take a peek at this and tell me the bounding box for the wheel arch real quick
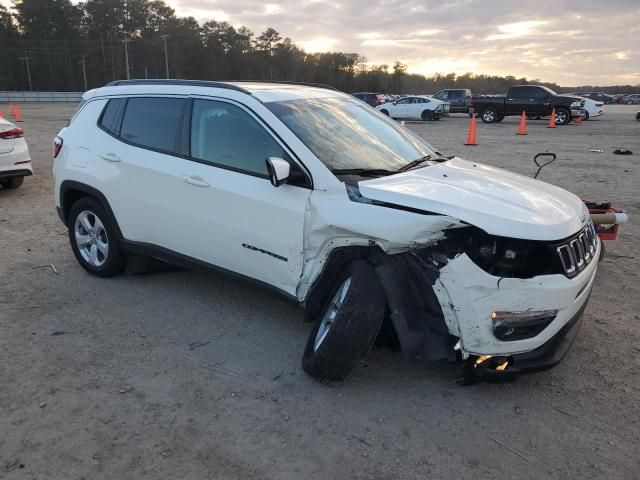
[303,245,384,322]
[59,181,124,240]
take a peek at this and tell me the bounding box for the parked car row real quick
[352,85,621,124]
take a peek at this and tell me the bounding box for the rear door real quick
[506,86,532,114]
[93,96,190,247]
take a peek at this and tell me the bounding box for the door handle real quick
[99,152,121,162]
[182,175,209,187]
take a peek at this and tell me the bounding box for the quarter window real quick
[190,99,286,176]
[120,97,185,154]
[99,98,124,134]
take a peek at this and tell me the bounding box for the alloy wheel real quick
[74,210,109,267]
[314,277,352,351]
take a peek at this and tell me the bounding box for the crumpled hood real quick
[358,157,587,241]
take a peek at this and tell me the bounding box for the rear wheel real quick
[481,107,498,123]
[555,107,571,125]
[302,260,385,381]
[0,176,24,189]
[68,197,125,277]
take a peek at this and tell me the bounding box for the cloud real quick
[143,0,640,84]
[486,20,549,41]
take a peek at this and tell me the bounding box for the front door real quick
[172,98,311,296]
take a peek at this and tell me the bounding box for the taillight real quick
[53,136,63,158]
[0,127,24,139]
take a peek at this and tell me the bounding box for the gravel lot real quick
[1,103,639,479]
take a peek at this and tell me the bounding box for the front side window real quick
[434,91,447,100]
[120,97,185,153]
[396,98,411,104]
[190,99,286,176]
[265,96,438,172]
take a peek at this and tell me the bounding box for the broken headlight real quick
[436,227,560,279]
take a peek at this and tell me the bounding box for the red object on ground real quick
[465,114,477,145]
[517,111,527,135]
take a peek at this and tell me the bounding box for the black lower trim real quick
[120,239,298,303]
[511,295,590,372]
[0,169,32,179]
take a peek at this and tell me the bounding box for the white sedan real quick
[376,95,450,120]
[0,117,32,189]
[581,97,604,120]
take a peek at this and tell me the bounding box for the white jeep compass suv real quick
[53,80,600,381]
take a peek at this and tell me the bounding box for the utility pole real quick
[19,51,33,91]
[79,53,88,91]
[122,32,131,79]
[160,34,170,78]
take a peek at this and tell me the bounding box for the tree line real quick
[1,0,638,94]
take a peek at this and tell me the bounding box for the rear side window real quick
[120,97,185,154]
[99,98,124,134]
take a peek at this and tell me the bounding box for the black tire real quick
[635,112,640,121]
[555,107,571,125]
[480,107,498,123]
[380,109,389,116]
[68,196,125,277]
[599,241,606,262]
[302,259,385,381]
[0,176,24,189]
[421,110,434,121]
[583,110,590,121]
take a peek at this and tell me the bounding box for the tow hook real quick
[457,354,519,385]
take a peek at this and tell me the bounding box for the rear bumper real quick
[0,168,32,179]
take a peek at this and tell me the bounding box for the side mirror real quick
[265,157,290,187]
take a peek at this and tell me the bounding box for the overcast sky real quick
[163,0,639,86]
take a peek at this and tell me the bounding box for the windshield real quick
[265,96,438,172]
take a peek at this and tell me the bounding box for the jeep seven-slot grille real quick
[556,222,598,278]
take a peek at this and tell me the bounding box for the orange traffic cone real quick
[0,108,4,119]
[8,104,16,116]
[517,111,527,135]
[464,114,478,145]
[13,105,24,122]
[547,108,556,128]
[574,113,582,124]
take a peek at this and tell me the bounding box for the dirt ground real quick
[1,103,639,479]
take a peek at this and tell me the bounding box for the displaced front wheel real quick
[302,260,385,381]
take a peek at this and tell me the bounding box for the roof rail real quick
[104,79,252,94]
[231,80,341,92]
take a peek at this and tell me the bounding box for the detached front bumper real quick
[433,239,599,361]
